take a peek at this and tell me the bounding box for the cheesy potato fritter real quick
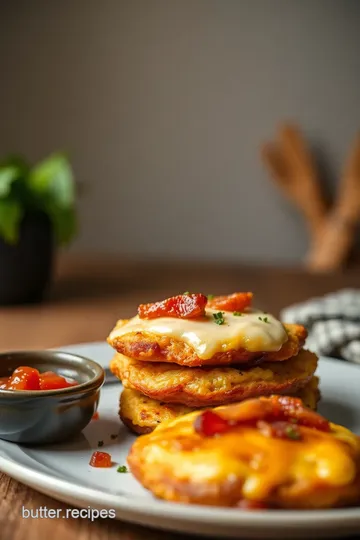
[108,305,307,368]
[110,349,317,407]
[119,376,320,435]
[127,397,360,509]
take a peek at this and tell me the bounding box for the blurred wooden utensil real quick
[261,123,360,272]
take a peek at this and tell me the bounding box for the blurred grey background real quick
[1,0,359,263]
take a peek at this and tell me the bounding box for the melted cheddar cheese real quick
[109,309,288,359]
[128,408,360,508]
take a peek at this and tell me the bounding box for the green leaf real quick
[47,205,77,245]
[0,199,23,244]
[0,165,21,197]
[0,155,29,173]
[28,153,75,208]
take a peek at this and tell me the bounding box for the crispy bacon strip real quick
[194,396,330,438]
[207,292,253,312]
[271,395,330,431]
[138,293,207,320]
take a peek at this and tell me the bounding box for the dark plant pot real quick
[0,213,54,306]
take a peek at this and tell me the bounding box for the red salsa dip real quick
[0,366,79,391]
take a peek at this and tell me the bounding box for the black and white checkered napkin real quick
[280,289,360,363]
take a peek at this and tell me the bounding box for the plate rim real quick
[0,341,360,535]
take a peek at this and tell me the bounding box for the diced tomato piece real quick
[89,451,112,468]
[207,292,253,312]
[39,371,78,390]
[138,293,207,320]
[194,410,232,437]
[237,499,269,510]
[7,366,40,391]
[92,411,100,421]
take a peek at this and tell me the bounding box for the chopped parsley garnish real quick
[183,291,190,295]
[97,440,104,447]
[117,465,128,473]
[207,294,214,300]
[233,311,243,316]
[213,312,225,325]
[285,426,301,440]
[110,434,118,440]
[258,316,269,323]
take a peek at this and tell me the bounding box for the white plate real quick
[0,342,359,539]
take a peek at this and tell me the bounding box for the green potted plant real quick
[0,153,77,305]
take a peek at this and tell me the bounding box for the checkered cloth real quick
[280,289,360,363]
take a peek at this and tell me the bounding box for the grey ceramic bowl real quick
[0,350,105,445]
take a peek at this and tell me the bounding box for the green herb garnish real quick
[117,465,128,473]
[183,291,190,295]
[207,294,214,300]
[290,418,298,424]
[233,311,243,316]
[110,434,118,440]
[213,312,225,325]
[258,316,269,323]
[285,426,301,440]
[97,440,104,447]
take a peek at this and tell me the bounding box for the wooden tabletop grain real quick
[1,255,360,540]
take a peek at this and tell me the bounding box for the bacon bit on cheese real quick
[138,294,207,320]
[193,396,330,438]
[207,292,253,312]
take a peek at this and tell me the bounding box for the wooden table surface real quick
[1,255,360,540]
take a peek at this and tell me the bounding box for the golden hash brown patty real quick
[120,390,195,435]
[110,349,318,407]
[297,375,321,411]
[108,322,307,367]
[120,376,320,435]
[127,398,360,509]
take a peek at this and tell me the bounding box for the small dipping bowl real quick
[0,350,105,445]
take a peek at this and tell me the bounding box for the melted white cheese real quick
[109,309,288,359]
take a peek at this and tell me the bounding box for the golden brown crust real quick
[111,349,318,407]
[127,398,360,509]
[298,375,321,410]
[108,323,307,367]
[120,377,320,435]
[119,389,196,435]
[120,414,153,435]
